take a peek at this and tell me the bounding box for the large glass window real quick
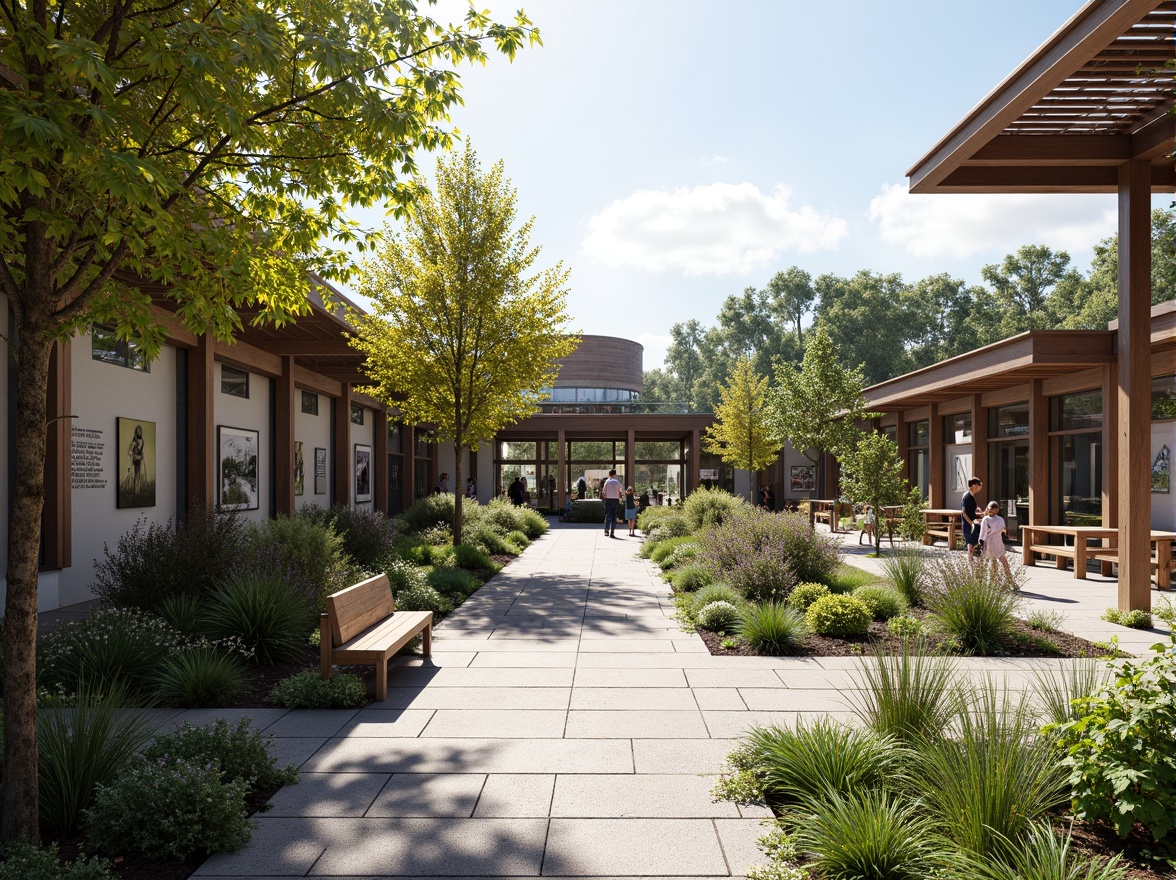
[945,413,972,444]
[1152,376,1176,421]
[991,403,1029,437]
[1051,391,1103,526]
[907,420,929,499]
[1054,391,1103,431]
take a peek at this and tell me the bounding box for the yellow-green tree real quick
[352,144,578,542]
[703,357,782,503]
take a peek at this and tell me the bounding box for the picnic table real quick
[810,499,838,531]
[922,509,963,549]
[1023,525,1176,589]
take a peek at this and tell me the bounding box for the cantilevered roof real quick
[909,0,1175,193]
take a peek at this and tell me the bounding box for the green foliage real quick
[948,821,1129,880]
[1102,608,1153,628]
[643,515,691,546]
[847,641,960,745]
[144,718,298,793]
[739,602,808,656]
[886,615,925,639]
[650,536,698,566]
[463,521,517,555]
[793,788,938,880]
[518,507,548,540]
[401,493,464,535]
[839,432,907,552]
[670,564,712,592]
[879,545,931,607]
[825,563,881,593]
[1031,657,1106,727]
[154,646,248,707]
[692,583,744,614]
[84,756,251,860]
[899,487,929,542]
[37,685,159,837]
[696,601,743,632]
[253,514,349,606]
[506,530,531,551]
[805,594,872,638]
[660,542,699,571]
[203,570,312,665]
[1026,608,1064,632]
[853,584,908,621]
[1047,639,1176,840]
[309,506,399,567]
[0,842,111,880]
[268,671,368,709]
[927,557,1022,655]
[682,484,743,527]
[453,543,497,572]
[158,594,202,635]
[786,582,829,612]
[426,566,481,601]
[393,580,452,616]
[636,505,681,533]
[703,358,783,502]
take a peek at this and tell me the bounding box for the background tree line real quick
[644,210,1176,411]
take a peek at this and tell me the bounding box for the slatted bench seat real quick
[1026,543,1077,569]
[320,573,432,701]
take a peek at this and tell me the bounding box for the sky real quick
[343,0,1150,370]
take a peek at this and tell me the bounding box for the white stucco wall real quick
[295,390,331,512]
[1151,422,1176,531]
[61,331,179,606]
[349,406,375,511]
[214,364,271,524]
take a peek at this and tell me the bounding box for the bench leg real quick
[375,660,388,702]
[422,623,432,657]
[1075,544,1087,580]
[320,613,332,681]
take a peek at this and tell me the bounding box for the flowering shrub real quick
[268,671,367,709]
[697,600,743,631]
[805,594,872,638]
[0,841,111,880]
[787,582,830,612]
[143,718,297,792]
[682,487,746,531]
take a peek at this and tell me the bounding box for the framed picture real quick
[1152,445,1170,494]
[355,444,372,503]
[790,465,817,493]
[314,447,327,495]
[117,417,156,508]
[218,426,259,510]
[294,441,305,497]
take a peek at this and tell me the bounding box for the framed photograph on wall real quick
[790,465,817,493]
[355,444,372,503]
[116,417,156,508]
[1152,445,1170,494]
[314,447,327,495]
[294,441,305,497]
[218,426,259,510]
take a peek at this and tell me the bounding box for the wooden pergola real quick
[907,0,1174,610]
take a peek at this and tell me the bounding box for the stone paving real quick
[88,519,1174,878]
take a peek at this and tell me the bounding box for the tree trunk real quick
[452,441,463,546]
[2,327,54,843]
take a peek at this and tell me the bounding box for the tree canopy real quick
[839,432,908,553]
[351,144,577,542]
[702,357,781,503]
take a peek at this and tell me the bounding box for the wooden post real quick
[274,356,295,514]
[1102,365,1118,528]
[334,386,351,508]
[42,340,71,570]
[187,334,216,509]
[557,428,566,511]
[626,428,636,494]
[928,404,943,508]
[689,429,700,498]
[895,411,909,489]
[374,410,389,513]
[1028,379,1048,525]
[400,421,414,511]
[1117,160,1152,612]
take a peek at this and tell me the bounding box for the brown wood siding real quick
[554,336,644,393]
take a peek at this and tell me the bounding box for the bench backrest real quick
[325,573,397,646]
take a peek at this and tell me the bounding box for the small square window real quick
[301,390,319,415]
[221,365,249,398]
[350,404,364,426]
[91,325,150,372]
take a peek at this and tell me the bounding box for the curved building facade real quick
[542,335,643,409]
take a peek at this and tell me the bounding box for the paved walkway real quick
[105,521,1170,877]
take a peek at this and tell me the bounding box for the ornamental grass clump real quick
[202,569,313,665]
[692,583,743,615]
[847,640,960,745]
[805,593,871,638]
[1030,656,1105,726]
[949,821,1129,880]
[927,556,1022,655]
[650,536,697,567]
[879,545,932,607]
[670,564,712,593]
[153,646,248,707]
[739,602,808,656]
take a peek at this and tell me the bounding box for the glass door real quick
[989,440,1029,540]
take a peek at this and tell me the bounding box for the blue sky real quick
[346,0,1139,369]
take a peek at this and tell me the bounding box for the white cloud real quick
[581,182,848,276]
[635,332,672,370]
[868,183,1117,260]
[700,155,729,166]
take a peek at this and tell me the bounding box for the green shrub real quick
[38,608,181,699]
[427,566,481,600]
[644,515,690,543]
[847,641,959,744]
[692,583,743,614]
[505,529,531,550]
[794,789,937,880]
[37,685,159,837]
[158,593,202,634]
[453,543,497,572]
[269,671,368,709]
[886,614,925,639]
[1046,640,1176,840]
[394,537,439,566]
[519,507,548,539]
[660,542,699,571]
[383,555,426,595]
[0,842,111,880]
[1101,607,1153,628]
[950,821,1128,880]
[154,646,247,707]
[144,717,298,793]
[324,506,399,567]
[464,522,516,555]
[671,565,712,592]
[402,492,463,534]
[250,513,348,607]
[696,601,742,631]
[805,594,872,638]
[898,487,927,542]
[786,582,829,612]
[393,580,452,616]
[429,544,456,568]
[824,563,881,594]
[1025,608,1063,632]
[84,756,251,860]
[92,506,249,612]
[879,546,931,606]
[650,536,697,566]
[853,584,908,621]
[202,569,312,665]
[927,557,1021,655]
[636,505,679,532]
[682,487,746,531]
[739,602,808,655]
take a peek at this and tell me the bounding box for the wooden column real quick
[1117,160,1152,611]
[187,333,216,509]
[928,404,943,509]
[333,387,351,508]
[625,428,636,493]
[1101,365,1118,528]
[1028,379,1048,525]
[274,356,295,514]
[689,429,700,498]
[374,410,389,513]
[895,411,909,488]
[401,422,414,511]
[42,340,71,570]
[557,428,567,510]
[970,395,987,490]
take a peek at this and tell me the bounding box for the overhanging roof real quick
[909,0,1175,193]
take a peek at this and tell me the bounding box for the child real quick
[978,501,1014,584]
[859,505,876,545]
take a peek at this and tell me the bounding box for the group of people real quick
[601,469,640,537]
[432,472,478,499]
[961,477,1014,581]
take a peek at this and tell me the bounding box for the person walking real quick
[602,468,623,537]
[465,477,477,499]
[978,500,1014,584]
[624,486,639,536]
[962,477,984,562]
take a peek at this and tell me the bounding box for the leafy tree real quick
[662,319,707,410]
[702,357,782,503]
[0,0,536,841]
[766,265,816,346]
[351,144,576,544]
[906,273,978,367]
[974,244,1081,343]
[813,270,916,385]
[839,432,907,553]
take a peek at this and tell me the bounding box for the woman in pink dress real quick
[978,501,1014,584]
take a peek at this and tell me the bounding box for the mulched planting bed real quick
[697,607,1116,659]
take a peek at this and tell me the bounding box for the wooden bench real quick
[1026,543,1078,569]
[320,573,433,701]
